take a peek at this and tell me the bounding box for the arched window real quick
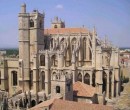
[51,38,53,48]
[19,99,24,108]
[0,71,1,84]
[12,71,17,86]
[71,38,76,51]
[52,55,56,67]
[31,100,36,107]
[41,71,45,90]
[109,71,112,98]
[89,48,92,60]
[39,20,42,28]
[30,19,34,27]
[54,25,57,28]
[40,55,45,66]
[77,73,82,82]
[56,86,60,93]
[52,72,56,80]
[102,71,107,93]
[83,38,86,59]
[84,73,90,85]
[30,70,33,89]
[92,72,96,87]
[60,38,65,50]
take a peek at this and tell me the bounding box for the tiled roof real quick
[44,28,88,35]
[30,99,113,110]
[30,98,55,110]
[73,81,96,97]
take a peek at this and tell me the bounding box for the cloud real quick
[56,4,63,9]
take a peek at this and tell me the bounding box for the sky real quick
[0,0,130,48]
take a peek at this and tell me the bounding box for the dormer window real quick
[30,19,34,27]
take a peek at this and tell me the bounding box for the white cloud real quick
[56,4,63,9]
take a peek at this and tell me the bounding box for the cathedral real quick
[0,4,120,109]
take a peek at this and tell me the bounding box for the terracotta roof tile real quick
[44,28,88,35]
[73,81,96,97]
[30,99,113,110]
[30,98,55,110]
[50,99,113,110]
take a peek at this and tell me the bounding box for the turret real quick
[51,16,65,28]
[92,27,96,67]
[21,3,26,13]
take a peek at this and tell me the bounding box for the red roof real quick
[73,81,96,97]
[44,28,88,35]
[30,99,113,110]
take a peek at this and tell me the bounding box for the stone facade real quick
[0,4,121,109]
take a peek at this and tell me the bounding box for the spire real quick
[21,3,26,13]
[93,26,97,36]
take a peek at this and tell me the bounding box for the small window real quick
[54,25,57,28]
[39,20,42,28]
[30,19,34,27]
[12,71,17,86]
[40,55,45,66]
[56,86,60,93]
[30,71,33,88]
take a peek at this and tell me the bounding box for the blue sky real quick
[0,0,130,48]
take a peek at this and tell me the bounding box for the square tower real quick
[51,71,73,101]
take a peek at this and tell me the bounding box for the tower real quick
[18,4,45,92]
[29,8,45,93]
[18,3,30,91]
[51,16,65,28]
[29,9,45,59]
[51,71,73,101]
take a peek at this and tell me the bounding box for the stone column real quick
[106,71,109,98]
[58,51,64,68]
[45,51,50,95]
[116,81,119,97]
[72,50,76,83]
[45,69,50,95]
[115,68,120,97]
[111,70,115,98]
[72,71,75,83]
[82,73,84,83]
[78,49,82,66]
[92,27,96,67]
[33,69,39,93]
[86,39,89,61]
[33,54,39,93]
[96,47,103,94]
[90,72,92,86]
[96,71,103,94]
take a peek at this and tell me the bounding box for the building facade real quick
[0,4,120,108]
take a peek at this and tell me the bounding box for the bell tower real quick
[18,4,45,92]
[51,71,73,101]
[18,3,30,91]
[29,9,45,58]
